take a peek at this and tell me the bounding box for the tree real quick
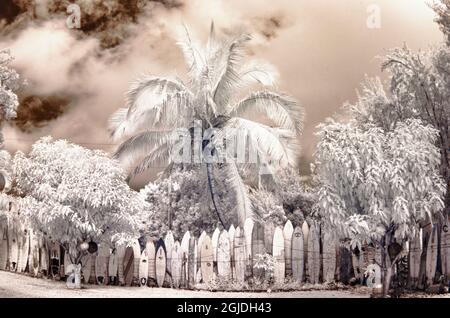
[315,79,446,295]
[381,45,450,218]
[12,137,144,264]
[108,23,304,227]
[0,49,22,192]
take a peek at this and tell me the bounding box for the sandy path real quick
[0,271,370,298]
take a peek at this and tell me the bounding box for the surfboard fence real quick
[0,218,449,290]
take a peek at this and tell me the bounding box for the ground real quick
[0,271,370,298]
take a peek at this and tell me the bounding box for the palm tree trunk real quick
[206,162,226,228]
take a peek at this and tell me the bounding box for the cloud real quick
[0,0,444,188]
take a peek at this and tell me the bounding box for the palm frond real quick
[212,32,252,111]
[239,61,279,87]
[177,24,205,80]
[113,131,173,168]
[229,90,304,135]
[224,117,299,168]
[108,108,128,141]
[131,143,172,178]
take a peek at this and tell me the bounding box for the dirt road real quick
[0,271,370,298]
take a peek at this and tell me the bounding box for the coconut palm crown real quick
[109,23,304,227]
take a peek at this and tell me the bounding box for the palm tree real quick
[109,24,304,227]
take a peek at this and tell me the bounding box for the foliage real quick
[109,23,304,226]
[12,137,143,261]
[315,117,445,246]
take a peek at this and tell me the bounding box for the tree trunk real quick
[206,162,226,228]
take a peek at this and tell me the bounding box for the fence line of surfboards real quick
[0,217,449,289]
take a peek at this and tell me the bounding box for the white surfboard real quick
[200,234,214,284]
[307,222,320,284]
[39,236,49,275]
[0,221,9,270]
[164,231,174,273]
[131,239,141,284]
[96,244,109,285]
[155,239,167,287]
[291,226,304,282]
[301,221,309,277]
[116,244,126,285]
[273,226,285,283]
[180,231,190,285]
[228,224,235,278]
[193,239,198,282]
[8,222,19,272]
[217,230,231,279]
[211,227,220,263]
[171,241,182,288]
[234,227,246,284]
[139,248,149,286]
[146,240,156,281]
[197,231,207,281]
[283,221,294,277]
[244,218,254,263]
[441,220,450,279]
[28,230,40,277]
[18,227,30,273]
[322,231,337,282]
[426,225,438,285]
[409,230,422,285]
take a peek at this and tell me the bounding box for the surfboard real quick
[39,236,49,275]
[96,243,109,285]
[20,228,30,273]
[28,230,40,276]
[301,221,309,280]
[155,238,167,287]
[441,220,450,280]
[0,221,8,270]
[252,221,265,279]
[228,225,235,278]
[272,226,285,283]
[426,225,438,285]
[164,231,174,275]
[187,237,195,288]
[80,253,92,284]
[197,231,206,281]
[180,231,190,286]
[243,218,254,264]
[193,239,198,282]
[146,239,156,282]
[291,226,304,282]
[139,248,149,286]
[409,230,422,286]
[49,241,61,278]
[217,230,231,279]
[8,220,18,271]
[233,227,246,284]
[322,231,337,282]
[283,221,294,277]
[123,246,134,286]
[264,221,275,257]
[211,227,220,263]
[200,234,214,284]
[131,239,141,285]
[307,222,320,284]
[116,245,126,285]
[108,247,118,284]
[171,241,182,288]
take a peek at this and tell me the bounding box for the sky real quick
[0,0,445,187]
